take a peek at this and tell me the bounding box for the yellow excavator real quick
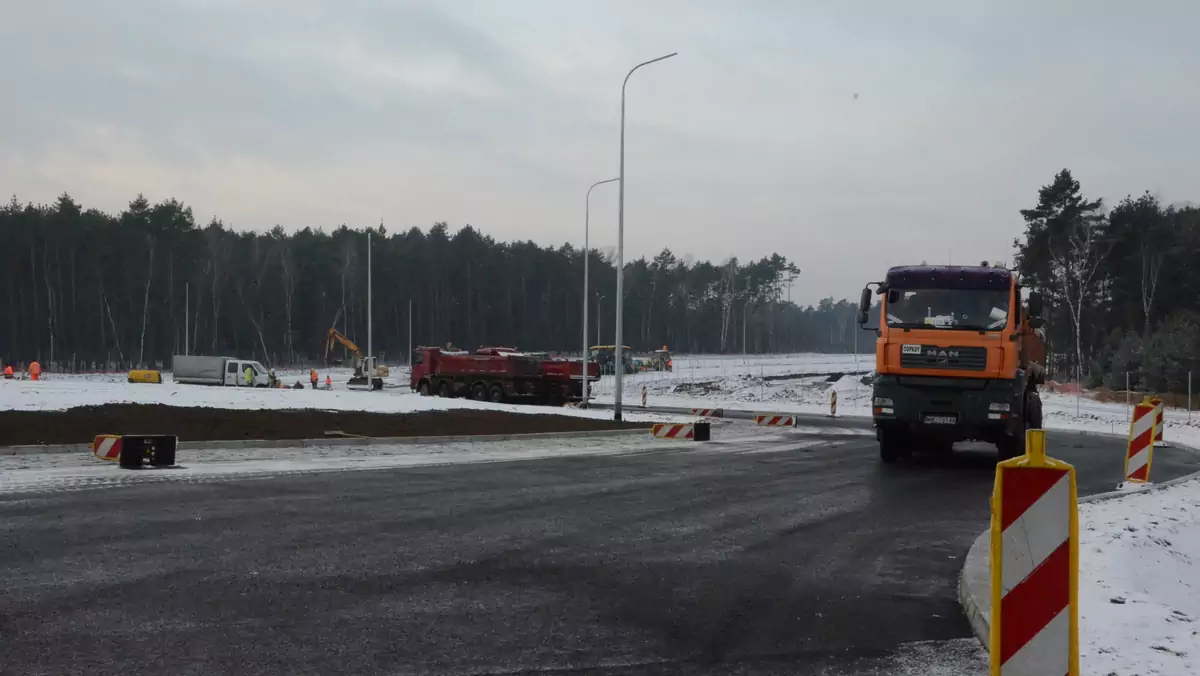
[324,328,389,390]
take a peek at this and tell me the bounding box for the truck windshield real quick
[885,288,1010,330]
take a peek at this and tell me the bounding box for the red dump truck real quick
[410,346,599,405]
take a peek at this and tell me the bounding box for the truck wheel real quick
[1026,391,1044,429]
[879,428,906,463]
[488,385,505,403]
[418,381,431,396]
[472,383,488,401]
[437,381,453,398]
[997,432,1025,461]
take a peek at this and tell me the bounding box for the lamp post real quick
[596,294,605,346]
[613,51,677,421]
[583,178,619,408]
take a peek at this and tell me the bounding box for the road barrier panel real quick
[118,435,179,469]
[1125,397,1158,483]
[1150,397,1168,447]
[990,428,1079,676]
[92,435,122,461]
[690,408,720,418]
[651,422,709,441]
[754,414,796,427]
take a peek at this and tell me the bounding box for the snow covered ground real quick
[0,366,679,422]
[1079,478,1200,675]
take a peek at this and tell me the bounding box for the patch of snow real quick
[1079,477,1200,675]
[0,367,672,423]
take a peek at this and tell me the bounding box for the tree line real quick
[1015,169,1200,393]
[0,193,865,371]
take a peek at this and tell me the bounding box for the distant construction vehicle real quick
[411,346,598,405]
[173,355,270,387]
[324,328,388,391]
[857,263,1046,462]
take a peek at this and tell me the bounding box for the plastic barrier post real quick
[118,435,179,469]
[989,429,1079,676]
[1125,397,1157,483]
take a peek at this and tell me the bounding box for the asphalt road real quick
[2,429,1198,676]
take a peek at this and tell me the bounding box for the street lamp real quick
[583,177,619,408]
[613,51,677,421]
[596,294,605,346]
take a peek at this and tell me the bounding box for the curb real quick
[957,434,1200,651]
[0,427,651,457]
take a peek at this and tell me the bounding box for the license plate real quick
[901,344,922,355]
[923,414,957,425]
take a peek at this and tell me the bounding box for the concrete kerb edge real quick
[0,427,651,456]
[957,433,1200,651]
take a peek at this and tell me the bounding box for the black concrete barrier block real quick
[118,435,178,469]
[693,422,711,442]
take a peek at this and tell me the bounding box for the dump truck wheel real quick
[1026,391,1043,429]
[879,428,905,463]
[437,381,453,398]
[472,383,488,400]
[489,385,505,403]
[418,381,431,396]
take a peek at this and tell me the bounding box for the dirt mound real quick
[0,404,644,447]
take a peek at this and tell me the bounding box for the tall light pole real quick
[583,177,619,408]
[613,51,677,421]
[596,294,605,346]
[367,229,373,379]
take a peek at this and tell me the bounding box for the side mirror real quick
[857,287,872,326]
[1028,291,1044,318]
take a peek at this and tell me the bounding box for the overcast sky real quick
[3,1,1198,304]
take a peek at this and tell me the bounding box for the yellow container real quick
[127,369,162,384]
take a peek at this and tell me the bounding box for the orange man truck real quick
[856,264,1046,463]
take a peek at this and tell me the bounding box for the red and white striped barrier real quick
[830,390,838,417]
[990,429,1078,676]
[652,423,695,439]
[641,385,647,408]
[1125,397,1158,483]
[92,434,122,461]
[691,408,718,417]
[1150,397,1167,447]
[754,414,795,427]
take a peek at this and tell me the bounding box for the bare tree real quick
[137,235,155,366]
[1050,216,1109,382]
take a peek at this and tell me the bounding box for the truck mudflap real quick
[871,375,1025,442]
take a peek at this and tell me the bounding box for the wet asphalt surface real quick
[2,424,1198,676]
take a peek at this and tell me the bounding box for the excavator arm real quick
[325,328,363,363]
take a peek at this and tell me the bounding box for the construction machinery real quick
[589,345,635,375]
[856,263,1046,463]
[324,328,389,390]
[411,346,599,405]
[641,347,673,372]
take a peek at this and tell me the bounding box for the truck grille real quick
[899,346,988,371]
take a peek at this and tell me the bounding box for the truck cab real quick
[857,264,1045,462]
[223,359,270,387]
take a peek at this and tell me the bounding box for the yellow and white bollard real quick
[989,429,1079,676]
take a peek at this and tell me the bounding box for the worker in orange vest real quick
[29,360,41,381]
[310,368,318,389]
[2,364,13,379]
[324,375,332,390]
